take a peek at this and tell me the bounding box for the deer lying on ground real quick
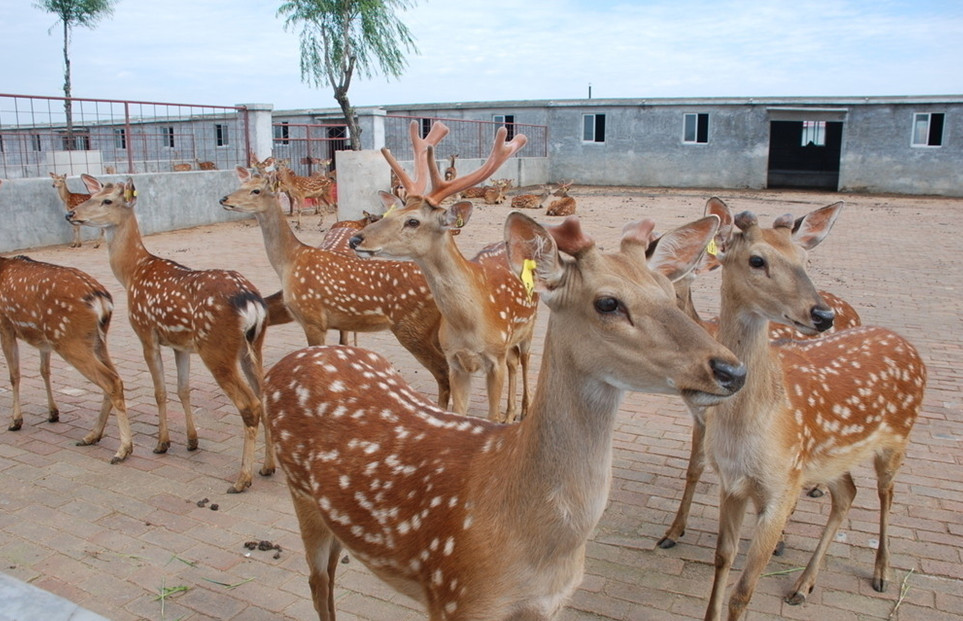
[510,185,553,210]
[50,172,104,248]
[172,163,192,172]
[698,200,925,620]
[0,255,132,464]
[67,175,274,493]
[267,209,746,621]
[220,167,451,408]
[276,159,335,229]
[657,197,863,549]
[195,158,217,171]
[351,122,536,422]
[546,181,576,216]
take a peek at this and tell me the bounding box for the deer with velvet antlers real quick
[66,175,274,493]
[350,121,535,422]
[697,200,925,620]
[266,209,747,621]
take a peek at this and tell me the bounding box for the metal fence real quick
[384,114,548,161]
[0,93,250,179]
[271,122,348,177]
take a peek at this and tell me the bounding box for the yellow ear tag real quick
[706,238,718,256]
[520,259,537,302]
[455,216,465,228]
[384,203,397,217]
[124,188,137,201]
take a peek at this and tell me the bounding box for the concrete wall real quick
[0,170,248,254]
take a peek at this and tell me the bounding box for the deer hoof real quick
[153,441,170,454]
[228,481,252,494]
[872,577,887,592]
[187,438,199,451]
[259,466,276,477]
[784,591,807,606]
[656,536,679,549]
[47,409,60,423]
[8,420,22,432]
[807,486,824,498]
[773,541,786,556]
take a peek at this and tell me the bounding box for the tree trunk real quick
[62,20,74,151]
[334,88,361,151]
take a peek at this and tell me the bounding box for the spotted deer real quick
[220,167,451,407]
[49,172,104,248]
[276,158,335,229]
[545,181,576,217]
[697,202,925,620]
[350,122,536,422]
[657,198,863,549]
[67,175,274,493]
[266,210,746,621]
[444,153,458,181]
[0,255,132,463]
[510,185,552,210]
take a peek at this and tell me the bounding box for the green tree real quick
[35,0,117,149]
[278,0,419,150]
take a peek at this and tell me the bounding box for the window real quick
[419,118,432,139]
[582,114,605,143]
[912,112,944,147]
[114,128,127,149]
[163,126,175,148]
[493,114,516,140]
[31,134,42,151]
[61,132,90,150]
[274,121,290,145]
[684,113,709,143]
[0,135,4,153]
[801,121,825,146]
[216,124,229,147]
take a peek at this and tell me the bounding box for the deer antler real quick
[425,127,527,205]
[381,121,450,198]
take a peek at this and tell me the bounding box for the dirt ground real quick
[0,185,961,620]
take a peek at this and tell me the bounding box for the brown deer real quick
[0,255,132,464]
[195,158,217,171]
[266,210,746,621]
[67,175,274,493]
[698,201,925,620]
[249,151,276,174]
[172,163,192,172]
[276,158,335,229]
[510,185,552,210]
[220,167,451,407]
[657,198,863,549]
[350,122,536,422]
[444,153,458,181]
[545,181,576,216]
[49,172,104,248]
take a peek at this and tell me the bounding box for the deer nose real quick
[811,306,835,333]
[64,212,74,222]
[709,358,747,394]
[219,196,228,205]
[348,234,364,250]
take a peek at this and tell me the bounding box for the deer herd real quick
[0,122,927,620]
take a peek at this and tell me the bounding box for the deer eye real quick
[404,218,420,228]
[594,296,620,314]
[103,199,112,205]
[749,255,766,269]
[252,189,261,195]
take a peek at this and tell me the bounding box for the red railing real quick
[0,93,250,179]
[384,115,548,160]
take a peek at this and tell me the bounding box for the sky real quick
[2,0,961,112]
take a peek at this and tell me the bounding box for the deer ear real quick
[81,173,102,194]
[278,191,291,213]
[648,215,720,283]
[792,202,843,250]
[123,179,138,207]
[704,197,734,253]
[442,201,473,230]
[378,190,403,214]
[504,212,563,294]
[236,166,251,182]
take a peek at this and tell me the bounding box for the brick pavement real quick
[0,186,960,620]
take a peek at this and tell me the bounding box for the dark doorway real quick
[767,120,843,190]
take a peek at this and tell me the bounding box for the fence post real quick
[354,107,386,151]
[239,103,274,163]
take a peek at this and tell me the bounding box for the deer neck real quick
[104,212,151,290]
[413,236,486,327]
[253,201,305,280]
[505,321,623,546]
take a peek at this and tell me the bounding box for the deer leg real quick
[173,349,199,451]
[1,327,24,431]
[59,340,133,463]
[71,223,82,248]
[504,350,519,424]
[872,448,905,592]
[486,355,507,423]
[727,489,799,621]
[239,332,274,477]
[659,418,706,549]
[786,473,856,605]
[38,349,60,422]
[290,489,342,621]
[448,355,474,416]
[706,492,749,621]
[93,228,105,249]
[518,341,532,420]
[142,341,171,453]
